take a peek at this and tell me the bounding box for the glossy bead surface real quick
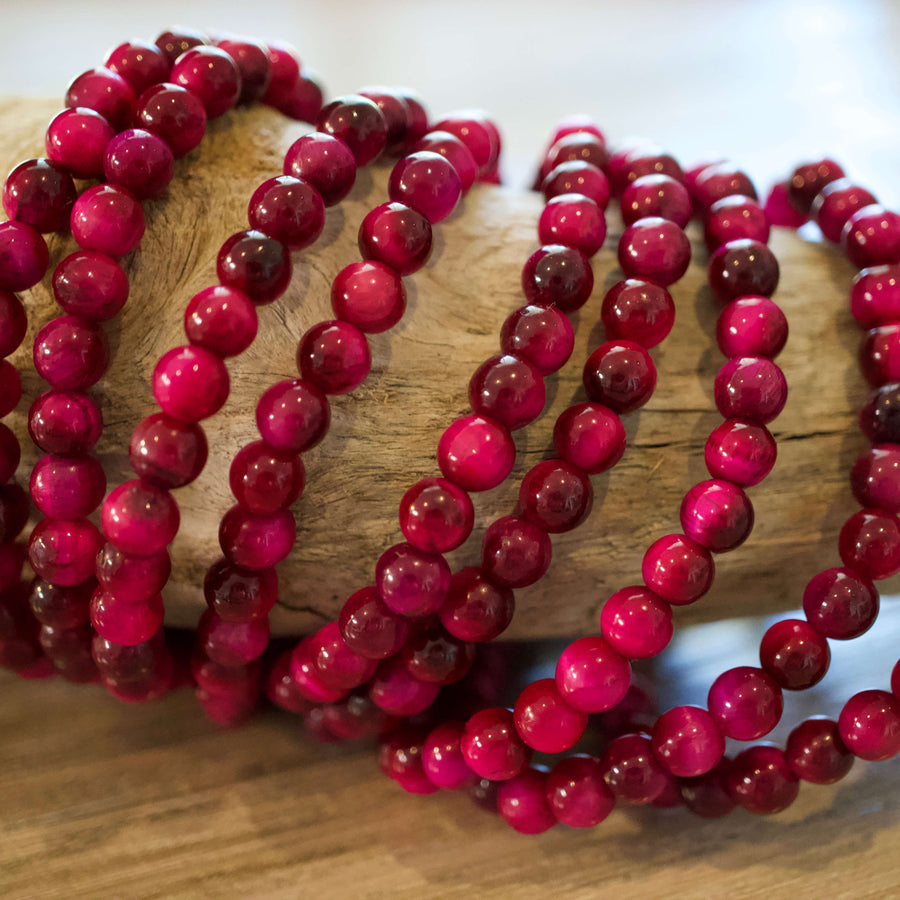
[0,289,26,357]
[90,589,163,646]
[469,354,545,431]
[786,718,854,783]
[0,220,49,291]
[247,175,324,251]
[423,722,474,789]
[70,185,144,258]
[104,40,170,95]
[170,47,240,118]
[620,174,691,228]
[52,251,129,322]
[399,477,474,554]
[704,196,769,251]
[297,320,370,395]
[601,279,674,349]
[3,158,76,233]
[546,756,614,827]
[481,515,552,588]
[583,340,657,413]
[28,517,102,585]
[642,534,714,606]
[860,382,900,443]
[691,162,758,209]
[439,566,514,642]
[555,636,631,713]
[497,769,556,835]
[861,324,900,386]
[339,586,409,659]
[102,480,179,557]
[432,112,500,175]
[97,543,170,604]
[708,666,783,740]
[553,402,626,474]
[705,418,777,486]
[283,133,357,206]
[601,733,668,804]
[65,68,136,130]
[438,415,514,492]
[500,303,574,375]
[129,414,208,488]
[379,730,438,794]
[375,542,450,617]
[838,508,900,579]
[680,479,753,553]
[709,239,780,304]
[618,217,690,286]
[843,205,900,269]
[521,244,594,312]
[851,265,900,329]
[851,444,900,511]
[716,296,787,360]
[727,745,799,814]
[514,677,588,753]
[389,151,461,223]
[45,107,114,178]
[103,129,174,199]
[203,559,278,622]
[316,95,387,165]
[369,656,439,716]
[256,379,329,452]
[310,622,377,690]
[542,161,610,209]
[610,146,682,196]
[519,459,592,534]
[812,179,878,243]
[184,285,257,357]
[218,505,295,570]
[358,201,432,275]
[538,193,606,257]
[759,618,830,690]
[229,440,303,514]
[651,705,725,777]
[28,390,102,455]
[33,315,109,389]
[787,158,845,214]
[714,357,787,424]
[331,260,406,333]
[217,38,271,103]
[30,453,105,519]
[135,83,207,158]
[461,708,532,781]
[217,229,291,306]
[802,567,878,640]
[600,585,673,659]
[152,345,229,422]
[764,181,808,227]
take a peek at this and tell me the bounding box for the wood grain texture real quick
[2,99,892,640]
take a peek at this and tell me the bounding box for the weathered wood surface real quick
[2,99,886,639]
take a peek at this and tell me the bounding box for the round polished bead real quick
[90,589,164,646]
[317,95,387,165]
[258,40,300,106]
[852,443,900,512]
[546,756,614,827]
[438,415,515,493]
[170,46,240,118]
[339,586,409,659]
[184,285,257,357]
[861,324,900,386]
[52,251,128,322]
[401,623,474,685]
[28,390,101,455]
[727,745,799,814]
[709,239,779,304]
[716,296,788,359]
[216,229,291,306]
[375,542,450,617]
[97,543,170,603]
[30,453,105,519]
[651,705,725,777]
[0,362,21,417]
[545,131,608,177]
[521,244,594,312]
[229,440,303,514]
[851,265,900,329]
[764,181,809,227]
[358,202,432,275]
[600,585,673,659]
[555,636,631,713]
[103,129,174,199]
[28,517,102,585]
[612,146,683,196]
[0,220,49,291]
[399,477,474,553]
[65,68,137,130]
[277,70,325,126]
[601,733,669,804]
[461,708,532,781]
[198,608,269,666]
[3,158,76,233]
[389,151,461,224]
[786,718,854,784]
[621,174,691,228]
[838,509,900,580]
[500,304,574,375]
[553,402,626,474]
[28,579,92,629]
[678,758,737,818]
[247,175,324,251]
[704,196,769,251]
[102,480,179,557]
[414,131,477,193]
[497,769,556,835]
[680,479,754,553]
[129,413,208,488]
[481,515,552,589]
[379,730,438,794]
[519,459,592,534]
[618,217,690,286]
[0,289,27,356]
[71,185,144,258]
[705,418,777,486]
[803,566,878,640]
[759,618,830,690]
[309,621,377,690]
[467,354,546,432]
[542,161,610,209]
[135,83,207,158]
[583,340,657,413]
[860,382,900,443]
[256,379,329,452]
[843,205,900,269]
[787,158,846,214]
[0,424,18,482]
[691,162,758,210]
[283,133,357,206]
[514,677,588,753]
[45,107,114,178]
[423,722,474,789]
[33,315,109,389]
[708,666,783,740]
[601,279,674,349]
[439,566,514,642]
[642,533,714,605]
[152,345,229,422]
[714,357,787,424]
[357,86,411,150]
[203,559,278,622]
[538,193,606,257]
[218,505,295,570]
[369,656,440,716]
[331,260,406,333]
[216,38,271,103]
[811,179,878,243]
[265,649,310,714]
[432,112,500,175]
[105,39,170,95]
[297,320,370,395]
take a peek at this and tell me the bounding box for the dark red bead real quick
[852,443,900,513]
[331,260,406,333]
[432,113,500,175]
[708,666,783,740]
[272,70,323,123]
[500,303,574,375]
[358,202,432,275]
[399,477,474,553]
[583,340,657,413]
[401,623,474,685]
[229,439,303,514]
[787,158,846,214]
[297,320,370,395]
[838,509,900,580]
[283,133,357,207]
[310,621,378,690]
[153,345,229,422]
[247,176,325,251]
[316,95,387,166]
[764,180,808,227]
[538,193,606,257]
[481,515,552,589]
[601,733,669,804]
[0,289,27,357]
[70,185,145,258]
[33,315,109,390]
[714,357,787,424]
[369,655,439,716]
[727,745,799,814]
[555,636,631,714]
[183,285,257,358]
[379,729,438,794]
[513,677,588,753]
[542,161,610,209]
[105,40,170,95]
[717,296,788,359]
[860,324,900,386]
[705,418,777,486]
[545,131,609,177]
[29,453,105,519]
[388,152,462,224]
[601,279,674,349]
[29,578,92,629]
[704,195,769,251]
[843,205,900,269]
[786,717,854,783]
[28,516,102,585]
[357,87,411,150]
[651,705,725,777]
[218,505,295,570]
[519,459,592,534]
[521,244,594,312]
[198,608,269,666]
[65,68,137,130]
[811,178,878,243]
[170,47,241,119]
[497,769,557,835]
[611,146,683,196]
[0,220,49,291]
[680,479,753,553]
[642,534,714,606]
[102,479,180,557]
[468,354,545,431]
[339,586,409,660]
[0,425,18,483]
[204,559,278,623]
[839,690,900,761]
[45,107,114,178]
[135,83,207,158]
[553,402,626,474]
[128,413,207,489]
[3,158,76,233]
[759,618,830,690]
[259,41,300,107]
[618,216,690,286]
[0,362,21,417]
[52,251,128,322]
[437,415,515,492]
[256,379,329,452]
[217,229,291,306]
[620,174,691,228]
[708,239,780,304]
[423,722,475,789]
[103,129,174,200]
[439,566,514,642]
[96,543,170,604]
[546,756,615,827]
[375,542,450,618]
[679,758,737,818]
[802,567,878,640]
[860,382,900,443]
[414,131,477,193]
[90,588,164,646]
[155,28,208,63]
[691,162,758,210]
[216,38,271,103]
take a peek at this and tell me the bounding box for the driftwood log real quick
[2,98,888,640]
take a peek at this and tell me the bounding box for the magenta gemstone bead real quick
[216,229,291,306]
[860,382,900,443]
[0,289,27,357]
[838,508,900,580]
[726,745,799,814]
[583,339,657,413]
[691,162,758,209]
[851,443,900,511]
[513,677,588,753]
[317,95,387,165]
[170,46,241,119]
[358,201,432,275]
[276,71,324,125]
[642,533,714,606]
[618,216,690,286]
[521,244,594,312]
[439,566,514,642]
[764,181,808,227]
[399,477,474,553]
[555,635,631,713]
[0,220,49,291]
[102,479,180,557]
[843,205,900,269]
[297,320,370,395]
[339,586,409,660]
[414,131,476,193]
[129,413,208,488]
[388,151,462,224]
[331,260,406,333]
[707,666,783,740]
[601,733,669,804]
[546,756,615,827]
[283,133,357,207]
[704,195,769,252]
[265,650,311,714]
[28,390,102,455]
[468,354,545,431]
[247,175,324,251]
[103,129,174,199]
[153,345,229,423]
[375,542,451,617]
[33,315,109,390]
[500,304,574,375]
[544,132,609,180]
[802,566,878,640]
[30,453,105,519]
[217,38,272,103]
[600,585,673,659]
[786,717,854,784]
[709,239,780,304]
[481,515,552,588]
[369,656,439,716]
[423,722,475,789]
[65,68,136,130]
[601,279,675,349]
[228,440,303,514]
[105,39,170,95]
[497,769,557,835]
[70,184,145,258]
[553,402,626,474]
[199,608,270,666]
[357,86,412,150]
[97,542,171,604]
[607,144,679,196]
[705,418,777,486]
[379,730,438,794]
[438,414,515,492]
[45,107,115,178]
[256,379,329,452]
[861,324,900,386]
[432,112,500,175]
[184,285,258,357]
[714,356,787,424]
[716,296,788,359]
[519,459,592,534]
[461,707,532,781]
[621,174,691,228]
[135,83,207,158]
[218,505,295,570]
[538,193,606,257]
[651,705,725,777]
[52,251,129,322]
[542,161,610,209]
[3,158,76,233]
[309,622,378,691]
[759,618,830,690]
[401,623,474,685]
[28,517,103,586]
[787,158,845,214]
[90,589,164,646]
[203,559,278,622]
[811,179,878,243]
[28,579,92,629]
[851,265,900,329]
[680,479,753,553]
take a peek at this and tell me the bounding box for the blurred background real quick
[1,0,898,202]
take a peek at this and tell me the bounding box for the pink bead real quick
[851,265,900,329]
[621,174,691,228]
[497,769,556,835]
[714,357,787,424]
[438,414,515,492]
[283,133,357,207]
[787,158,845,214]
[247,175,324,251]
[519,459,592,534]
[423,722,475,789]
[135,83,207,158]
[521,244,594,312]
[339,586,409,659]
[71,185,145,258]
[513,677,588,753]
[727,745,799,814]
[30,453,105,518]
[170,46,240,119]
[216,38,272,103]
[3,158,76,233]
[786,717,854,784]
[97,543,170,603]
[601,733,669,804]
[842,205,900,269]
[500,303,574,375]
[28,579,91,629]
[432,113,500,175]
[852,443,900,511]
[716,296,788,359]
[45,107,115,178]
[704,196,769,251]
[600,585,673,659]
[152,344,229,422]
[691,162,757,210]
[297,320,370,395]
[199,608,269,666]
[33,315,109,389]
[546,756,615,827]
[0,424,19,483]
[553,401,626,474]
[538,193,606,257]
[331,260,406,333]
[708,666,783,741]
[102,479,180,557]
[583,340,657,413]
[289,638,347,703]
[468,354,545,431]
[759,618,830,690]
[184,285,257,357]
[642,534,714,605]
[0,289,27,356]
[709,239,780,304]
[358,201,432,275]
[369,656,440,716]
[803,566,878,640]
[103,129,174,199]
[542,161,610,209]
[388,151,462,224]
[601,279,675,349]
[838,508,900,579]
[375,542,450,617]
[218,505,295,570]
[618,216,690,286]
[811,179,878,243]
[90,589,164,646]
[0,363,21,417]
[65,68,136,130]
[104,40,170,95]
[481,515,552,588]
[399,477,474,553]
[129,413,208,488]
[0,220,49,291]
[203,559,277,622]
[764,180,808,227]
[439,566,514,642]
[461,708,532,781]
[555,635,631,713]
[52,251,128,322]
[28,517,102,586]
[415,131,478,193]
[705,418,777,486]
[256,379,329,452]
[265,649,310,714]
[317,95,387,165]
[217,229,291,306]
[680,479,753,553]
[652,705,725,777]
[229,440,303,514]
[28,390,102,455]
[860,324,900,386]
